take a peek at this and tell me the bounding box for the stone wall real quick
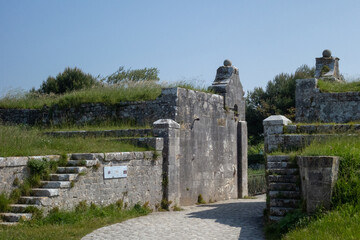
[0,88,177,125]
[296,78,360,123]
[47,151,163,212]
[0,155,60,194]
[0,152,162,212]
[0,60,248,208]
[173,88,241,205]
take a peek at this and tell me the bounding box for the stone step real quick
[67,160,98,167]
[0,222,18,226]
[267,168,299,175]
[18,196,47,205]
[40,181,71,189]
[267,161,297,169]
[270,207,295,216]
[268,216,283,222]
[270,199,301,208]
[70,153,98,160]
[9,204,41,213]
[31,188,59,197]
[267,155,291,163]
[269,190,301,199]
[50,174,77,181]
[268,175,300,183]
[269,183,299,191]
[57,167,87,174]
[0,213,32,222]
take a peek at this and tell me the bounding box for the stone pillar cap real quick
[263,115,292,126]
[153,119,180,129]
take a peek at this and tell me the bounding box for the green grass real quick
[248,168,264,176]
[0,81,215,110]
[0,124,148,157]
[318,79,360,93]
[0,202,151,240]
[42,119,151,132]
[267,136,360,239]
[284,204,360,240]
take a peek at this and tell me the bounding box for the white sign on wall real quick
[104,166,128,179]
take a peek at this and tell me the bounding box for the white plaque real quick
[104,166,128,179]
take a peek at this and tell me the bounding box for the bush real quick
[39,67,98,94]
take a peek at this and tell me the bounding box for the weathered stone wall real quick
[1,152,162,212]
[296,78,360,123]
[0,88,177,125]
[0,155,60,194]
[46,151,163,212]
[174,88,241,205]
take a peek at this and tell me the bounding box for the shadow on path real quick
[187,199,266,240]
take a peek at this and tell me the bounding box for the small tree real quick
[39,67,98,94]
[246,65,315,144]
[105,66,159,84]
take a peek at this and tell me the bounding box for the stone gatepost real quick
[238,121,248,197]
[263,115,292,153]
[153,119,181,206]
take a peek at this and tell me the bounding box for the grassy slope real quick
[0,125,148,157]
[318,79,360,92]
[280,136,360,239]
[0,81,213,110]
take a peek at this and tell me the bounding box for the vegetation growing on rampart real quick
[266,136,360,239]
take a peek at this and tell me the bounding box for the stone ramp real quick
[81,195,266,240]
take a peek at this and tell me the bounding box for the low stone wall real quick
[0,155,60,194]
[46,151,163,212]
[296,78,360,123]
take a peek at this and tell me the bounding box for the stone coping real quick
[0,151,158,167]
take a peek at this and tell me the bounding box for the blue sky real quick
[1,0,360,96]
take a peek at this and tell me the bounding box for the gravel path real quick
[82,194,266,240]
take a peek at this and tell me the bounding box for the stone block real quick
[297,156,339,213]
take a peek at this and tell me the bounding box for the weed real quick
[92,162,101,171]
[80,160,87,166]
[116,199,124,210]
[197,194,206,204]
[160,199,172,211]
[70,181,75,188]
[58,154,68,167]
[75,200,88,212]
[0,193,11,212]
[24,206,43,219]
[172,205,183,211]
[13,177,20,186]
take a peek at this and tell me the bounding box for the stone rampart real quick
[296,78,360,123]
[0,88,178,125]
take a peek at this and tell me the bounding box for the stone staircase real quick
[0,155,98,225]
[267,155,301,221]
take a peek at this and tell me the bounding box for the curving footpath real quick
[82,194,266,240]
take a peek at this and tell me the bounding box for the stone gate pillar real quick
[153,119,181,207]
